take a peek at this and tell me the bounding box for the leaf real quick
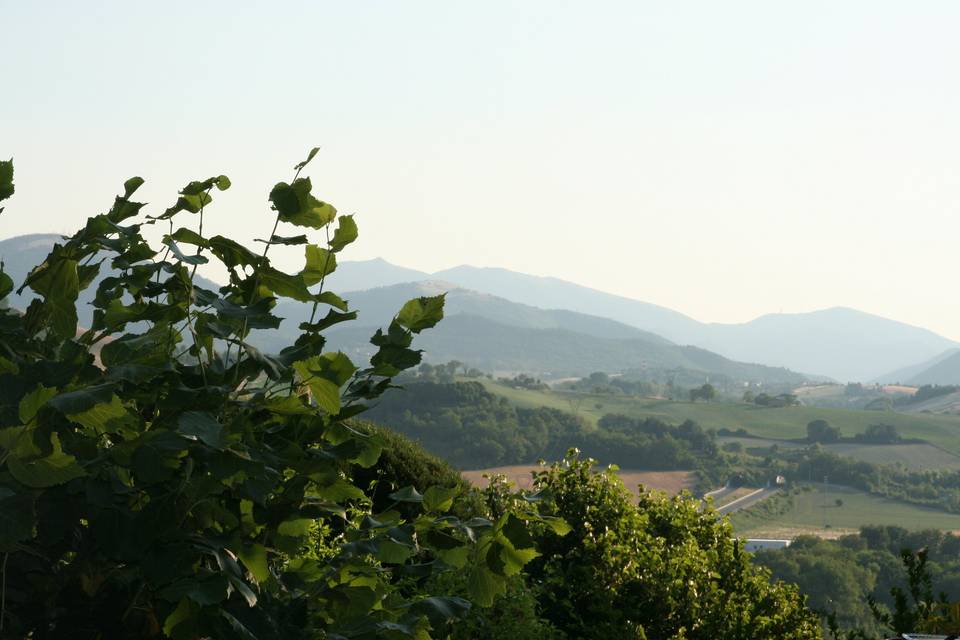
[160,575,230,605]
[208,236,261,269]
[7,433,86,488]
[500,514,536,551]
[162,599,198,637]
[255,234,308,246]
[0,492,35,551]
[408,597,471,628]
[123,176,144,198]
[178,411,225,449]
[295,146,320,171]
[293,352,356,414]
[329,215,358,252]
[216,175,231,190]
[19,384,58,424]
[388,486,423,504]
[67,394,132,434]
[423,486,460,513]
[0,158,13,202]
[396,295,445,333]
[238,544,270,584]
[259,266,314,302]
[302,244,337,286]
[377,539,414,565]
[467,566,506,607]
[277,518,312,537]
[49,383,115,415]
[269,177,336,229]
[0,271,12,300]
[163,238,208,265]
[541,516,572,536]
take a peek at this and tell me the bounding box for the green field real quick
[731,485,960,535]
[716,436,960,471]
[479,380,960,456]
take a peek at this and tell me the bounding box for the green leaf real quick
[302,244,337,286]
[0,271,13,300]
[541,516,572,536]
[295,146,320,171]
[277,518,312,537]
[293,352,356,414]
[7,433,86,488]
[256,234,308,246]
[162,598,198,637]
[329,215,358,252]
[0,491,35,550]
[238,543,270,584]
[67,394,132,434]
[269,178,337,229]
[0,159,13,202]
[377,539,414,565]
[408,597,471,628]
[49,383,115,415]
[467,566,506,607]
[19,384,58,424]
[123,176,144,198]
[163,238,208,265]
[396,295,445,333]
[160,575,230,605]
[216,175,231,190]
[500,513,536,550]
[423,486,460,513]
[388,486,423,503]
[208,236,261,269]
[259,266,314,302]
[178,411,225,449]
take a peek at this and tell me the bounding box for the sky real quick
[3,1,960,340]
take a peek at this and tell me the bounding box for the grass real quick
[730,484,960,535]
[716,436,960,471]
[478,379,960,457]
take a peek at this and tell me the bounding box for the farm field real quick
[477,379,960,456]
[460,465,695,499]
[730,484,960,536]
[716,436,960,471]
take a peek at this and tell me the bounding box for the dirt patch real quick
[461,465,696,499]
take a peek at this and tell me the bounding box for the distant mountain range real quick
[327,259,959,382]
[877,349,960,386]
[3,234,957,384]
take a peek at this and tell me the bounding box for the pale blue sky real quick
[3,1,960,339]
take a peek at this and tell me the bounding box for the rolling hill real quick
[878,349,960,386]
[328,258,958,382]
[258,281,805,383]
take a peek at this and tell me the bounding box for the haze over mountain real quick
[3,235,955,383]
[328,258,959,382]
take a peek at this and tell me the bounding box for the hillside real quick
[902,350,960,386]
[317,257,960,382]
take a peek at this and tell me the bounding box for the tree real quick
[690,383,717,402]
[807,419,841,443]
[514,453,822,639]
[0,154,545,639]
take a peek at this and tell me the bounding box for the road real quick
[716,487,781,515]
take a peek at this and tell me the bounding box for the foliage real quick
[365,382,720,471]
[756,528,960,636]
[807,419,841,443]
[854,423,901,444]
[688,383,716,402]
[0,154,546,639]
[506,453,822,640]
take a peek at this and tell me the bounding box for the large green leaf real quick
[329,215,358,252]
[0,158,13,202]
[302,244,337,286]
[7,434,86,488]
[19,384,58,424]
[395,295,445,333]
[178,411,225,449]
[293,352,357,414]
[269,177,336,229]
[66,394,132,434]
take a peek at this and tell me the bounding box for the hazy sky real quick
[3,1,960,340]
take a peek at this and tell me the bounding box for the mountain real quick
[0,233,221,327]
[874,349,960,385]
[324,258,430,292]
[256,281,806,384]
[896,350,960,386]
[356,261,957,382]
[695,308,958,383]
